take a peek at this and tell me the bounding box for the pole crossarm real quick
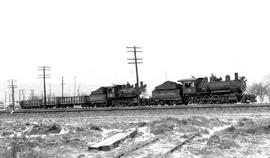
[127,58,143,60]
[128,62,143,64]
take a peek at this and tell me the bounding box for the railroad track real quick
[113,133,199,158]
[0,103,270,114]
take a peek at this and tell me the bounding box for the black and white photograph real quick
[1,0,270,157]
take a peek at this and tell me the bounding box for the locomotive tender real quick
[20,73,256,109]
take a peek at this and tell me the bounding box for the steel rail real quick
[0,103,270,114]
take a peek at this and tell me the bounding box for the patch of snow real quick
[29,134,46,138]
[134,127,154,143]
[101,128,122,140]
[201,124,232,140]
[50,128,69,136]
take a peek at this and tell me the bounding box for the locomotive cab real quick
[178,77,200,94]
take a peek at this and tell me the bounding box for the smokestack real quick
[225,75,230,81]
[140,81,143,88]
[234,73,238,80]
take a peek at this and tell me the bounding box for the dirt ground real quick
[1,108,270,158]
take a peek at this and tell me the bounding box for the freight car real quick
[20,99,43,109]
[20,96,89,109]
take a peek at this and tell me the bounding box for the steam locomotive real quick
[152,73,256,105]
[20,73,256,109]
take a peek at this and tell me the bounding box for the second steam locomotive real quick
[20,73,256,109]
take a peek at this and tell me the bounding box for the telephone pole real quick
[4,91,6,109]
[18,89,25,107]
[74,76,77,97]
[30,89,35,100]
[21,89,25,101]
[8,80,17,110]
[19,89,21,107]
[127,46,143,106]
[61,76,64,97]
[77,83,80,97]
[38,66,51,107]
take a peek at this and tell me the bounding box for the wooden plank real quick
[89,128,138,151]
[114,137,159,158]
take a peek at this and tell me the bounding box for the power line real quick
[38,66,51,107]
[127,46,143,106]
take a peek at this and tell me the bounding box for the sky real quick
[0,0,270,101]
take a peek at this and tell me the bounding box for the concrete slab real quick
[89,128,137,151]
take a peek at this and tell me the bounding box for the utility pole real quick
[8,80,17,110]
[74,76,77,97]
[61,76,64,97]
[21,89,25,101]
[49,84,52,101]
[127,46,143,106]
[30,89,35,100]
[9,93,10,107]
[38,66,51,107]
[19,89,21,108]
[77,83,80,97]
[4,91,6,109]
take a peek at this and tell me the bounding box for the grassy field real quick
[1,107,270,157]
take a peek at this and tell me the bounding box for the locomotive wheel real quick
[198,100,204,104]
[207,101,213,104]
[216,100,222,104]
[160,101,165,106]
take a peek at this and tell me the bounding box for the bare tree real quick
[264,74,270,100]
[248,83,268,102]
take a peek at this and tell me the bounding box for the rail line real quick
[113,133,198,158]
[0,103,270,114]
[114,138,160,158]
[159,133,198,158]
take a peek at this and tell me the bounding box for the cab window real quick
[184,81,194,88]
